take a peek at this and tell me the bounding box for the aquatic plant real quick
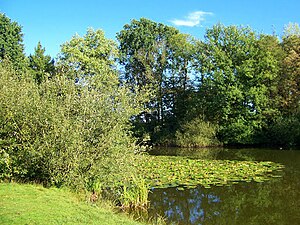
[135,156,284,189]
[119,176,149,209]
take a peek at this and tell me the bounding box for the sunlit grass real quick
[0,182,143,225]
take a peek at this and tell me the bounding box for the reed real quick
[119,175,149,210]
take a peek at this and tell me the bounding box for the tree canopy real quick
[28,41,55,84]
[0,13,26,70]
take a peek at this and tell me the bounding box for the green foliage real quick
[59,28,118,82]
[0,27,152,209]
[136,156,284,189]
[283,22,300,38]
[195,24,280,144]
[28,41,55,84]
[219,117,257,144]
[0,13,26,70]
[279,32,300,114]
[261,113,300,146]
[0,38,143,195]
[174,117,220,147]
[118,18,178,128]
[119,176,149,209]
[0,149,11,181]
[117,18,197,145]
[2,15,300,149]
[117,18,177,90]
[258,23,300,146]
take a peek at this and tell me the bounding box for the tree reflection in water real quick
[150,187,221,224]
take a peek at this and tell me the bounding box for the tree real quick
[0,28,148,197]
[283,22,300,38]
[165,33,196,125]
[117,18,198,143]
[195,24,279,144]
[260,23,300,146]
[28,41,55,84]
[279,23,300,114]
[58,28,117,82]
[117,19,178,133]
[57,28,145,187]
[0,13,26,70]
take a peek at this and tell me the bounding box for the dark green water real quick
[145,148,300,225]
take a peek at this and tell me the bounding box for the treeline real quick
[2,15,300,149]
[1,13,300,189]
[117,18,300,147]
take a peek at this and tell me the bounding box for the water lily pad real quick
[135,155,284,189]
[177,187,185,191]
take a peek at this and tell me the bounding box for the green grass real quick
[0,182,143,225]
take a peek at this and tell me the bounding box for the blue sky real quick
[1,0,299,58]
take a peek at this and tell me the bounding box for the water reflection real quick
[149,147,223,160]
[146,148,300,225]
[149,187,221,224]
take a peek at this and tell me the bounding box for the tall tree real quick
[117,18,197,143]
[279,23,300,114]
[0,13,26,70]
[263,23,300,146]
[117,18,178,123]
[165,33,196,125]
[117,18,180,140]
[58,28,117,83]
[57,28,145,186]
[28,42,55,84]
[195,24,279,144]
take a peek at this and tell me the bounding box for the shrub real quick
[0,61,143,195]
[0,149,11,181]
[262,114,300,146]
[175,117,221,147]
[0,28,151,207]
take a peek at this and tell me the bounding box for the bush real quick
[218,117,257,145]
[262,114,300,146]
[174,117,221,147]
[0,149,11,181]
[0,62,143,194]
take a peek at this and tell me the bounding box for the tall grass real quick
[119,176,149,210]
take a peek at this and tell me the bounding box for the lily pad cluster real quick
[136,156,284,189]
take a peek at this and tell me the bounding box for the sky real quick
[1,0,300,58]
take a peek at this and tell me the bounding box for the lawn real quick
[0,182,143,225]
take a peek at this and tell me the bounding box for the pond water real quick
[143,147,300,225]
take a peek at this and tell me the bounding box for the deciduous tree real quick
[195,24,279,144]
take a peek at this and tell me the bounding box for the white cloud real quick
[170,11,213,27]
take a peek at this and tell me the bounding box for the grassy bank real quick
[0,182,143,225]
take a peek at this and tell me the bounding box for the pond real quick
[142,147,300,225]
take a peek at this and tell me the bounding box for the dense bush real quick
[261,114,300,146]
[0,61,144,193]
[174,117,221,147]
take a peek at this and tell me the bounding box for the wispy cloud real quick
[170,11,213,27]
